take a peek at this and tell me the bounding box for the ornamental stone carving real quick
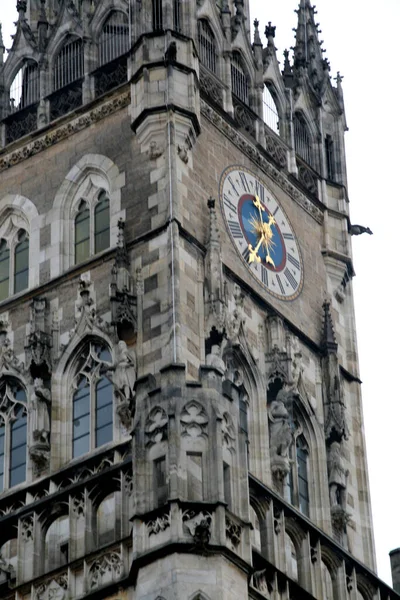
[146,512,171,536]
[183,510,212,548]
[110,220,137,340]
[21,514,34,541]
[33,574,68,600]
[180,401,208,439]
[327,441,349,510]
[110,341,136,429]
[71,491,85,517]
[221,413,235,452]
[145,407,168,446]
[0,553,15,579]
[89,551,123,589]
[252,569,273,595]
[29,378,51,471]
[25,298,52,380]
[268,389,293,482]
[225,517,242,548]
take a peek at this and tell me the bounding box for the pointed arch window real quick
[72,343,113,458]
[45,514,69,571]
[263,85,279,135]
[74,191,110,265]
[231,52,249,104]
[54,37,84,92]
[99,11,129,67]
[9,60,40,114]
[0,229,29,302]
[294,113,314,168]
[287,433,310,517]
[0,380,27,492]
[198,20,217,74]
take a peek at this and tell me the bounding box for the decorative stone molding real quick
[201,100,324,224]
[145,407,168,447]
[25,298,52,380]
[0,92,130,175]
[110,340,136,430]
[88,551,123,589]
[221,413,236,452]
[180,401,208,439]
[71,491,85,517]
[33,573,68,600]
[225,517,242,548]
[182,510,212,547]
[268,389,294,483]
[21,514,34,541]
[251,569,273,595]
[146,512,171,536]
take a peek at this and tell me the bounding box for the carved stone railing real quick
[199,64,224,107]
[233,95,257,137]
[264,123,288,169]
[249,474,399,600]
[3,104,38,144]
[49,80,83,121]
[296,156,319,198]
[94,53,129,98]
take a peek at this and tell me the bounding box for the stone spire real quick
[293,0,330,93]
[37,0,48,52]
[252,20,263,67]
[0,24,5,64]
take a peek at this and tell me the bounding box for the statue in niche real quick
[268,389,293,479]
[108,341,136,429]
[327,441,349,510]
[31,378,51,443]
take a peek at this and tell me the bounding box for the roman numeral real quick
[273,205,280,217]
[228,220,243,239]
[283,233,294,240]
[255,180,265,202]
[242,245,250,263]
[276,275,285,295]
[239,171,251,193]
[261,266,269,286]
[284,268,297,290]
[227,176,240,197]
[224,194,237,214]
[287,254,300,270]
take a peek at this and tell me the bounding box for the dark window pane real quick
[9,463,26,487]
[73,391,90,420]
[73,433,89,458]
[15,388,27,403]
[73,413,90,439]
[96,404,113,429]
[98,347,112,362]
[14,238,29,293]
[96,423,113,447]
[94,196,110,254]
[96,378,113,409]
[0,473,3,492]
[11,420,27,449]
[0,243,10,301]
[0,427,5,456]
[10,444,27,469]
[75,208,90,263]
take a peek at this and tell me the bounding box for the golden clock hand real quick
[253,195,265,222]
[248,234,265,264]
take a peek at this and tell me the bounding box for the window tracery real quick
[0,379,27,492]
[72,342,113,458]
[0,214,29,301]
[99,12,129,67]
[231,52,249,104]
[198,20,217,74]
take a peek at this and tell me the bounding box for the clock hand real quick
[248,234,265,264]
[253,195,265,222]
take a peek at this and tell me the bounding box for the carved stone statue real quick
[113,341,136,402]
[268,389,293,480]
[205,344,226,373]
[327,441,349,509]
[31,378,51,442]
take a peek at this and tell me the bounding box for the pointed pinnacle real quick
[0,24,4,49]
[16,0,27,18]
[253,19,262,46]
[322,301,337,354]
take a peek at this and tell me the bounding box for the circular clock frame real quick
[219,165,304,301]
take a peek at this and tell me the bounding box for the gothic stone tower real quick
[0,1,396,600]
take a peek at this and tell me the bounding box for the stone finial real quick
[17,0,27,18]
[253,19,262,46]
[265,21,276,41]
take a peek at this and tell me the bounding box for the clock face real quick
[219,166,303,301]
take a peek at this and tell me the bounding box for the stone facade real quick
[0,1,396,599]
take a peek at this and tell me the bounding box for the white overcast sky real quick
[1,0,399,586]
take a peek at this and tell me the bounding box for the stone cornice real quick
[0,91,130,173]
[200,99,324,225]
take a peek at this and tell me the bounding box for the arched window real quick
[263,85,279,135]
[0,229,29,301]
[321,561,334,600]
[72,342,113,458]
[45,515,69,571]
[294,113,314,167]
[74,191,110,265]
[99,12,129,67]
[284,532,298,581]
[231,52,249,104]
[152,0,163,31]
[53,37,84,92]
[9,60,39,114]
[287,434,310,517]
[97,493,116,546]
[198,20,217,74]
[0,380,27,492]
[250,506,261,552]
